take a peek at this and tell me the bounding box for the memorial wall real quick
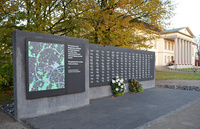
[89,44,155,87]
[13,30,155,119]
[13,30,89,119]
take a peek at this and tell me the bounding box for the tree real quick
[194,35,200,61]
[0,0,85,65]
[0,0,83,90]
[0,0,175,63]
[0,0,175,90]
[80,0,175,49]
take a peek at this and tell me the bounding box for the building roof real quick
[161,27,195,38]
[161,27,186,33]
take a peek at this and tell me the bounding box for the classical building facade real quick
[148,27,196,68]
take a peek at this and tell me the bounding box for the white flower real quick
[124,87,126,89]
[121,78,124,82]
[121,86,123,88]
[117,79,120,82]
[115,88,119,91]
[118,83,121,86]
[112,79,115,83]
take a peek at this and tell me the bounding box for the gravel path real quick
[156,79,200,87]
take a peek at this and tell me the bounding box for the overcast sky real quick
[167,0,200,36]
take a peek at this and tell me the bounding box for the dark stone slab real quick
[89,44,155,87]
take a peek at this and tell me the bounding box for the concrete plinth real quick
[89,79,155,100]
[168,65,193,69]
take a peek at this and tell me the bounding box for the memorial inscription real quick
[89,44,155,87]
[67,44,83,73]
[66,42,85,94]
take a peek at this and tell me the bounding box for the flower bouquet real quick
[129,79,143,93]
[111,76,126,97]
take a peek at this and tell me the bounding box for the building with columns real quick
[148,27,196,68]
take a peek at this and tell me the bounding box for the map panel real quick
[28,41,65,92]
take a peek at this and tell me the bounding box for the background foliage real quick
[194,35,200,61]
[0,0,175,91]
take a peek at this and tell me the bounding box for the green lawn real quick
[155,70,200,80]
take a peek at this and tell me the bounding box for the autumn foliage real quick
[0,0,174,90]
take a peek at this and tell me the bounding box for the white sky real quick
[168,0,200,36]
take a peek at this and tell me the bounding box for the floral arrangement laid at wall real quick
[111,76,126,97]
[129,79,143,93]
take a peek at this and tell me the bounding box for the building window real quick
[168,42,170,50]
[165,41,167,50]
[172,43,174,50]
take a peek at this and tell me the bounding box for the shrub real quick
[129,79,143,93]
[111,76,126,97]
[0,91,14,104]
[0,63,13,91]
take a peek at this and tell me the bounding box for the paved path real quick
[0,109,26,129]
[146,99,200,129]
[156,79,200,87]
[23,88,200,129]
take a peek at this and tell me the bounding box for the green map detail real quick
[28,41,65,92]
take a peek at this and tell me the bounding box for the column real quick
[187,41,189,65]
[179,38,182,64]
[182,39,184,64]
[174,38,178,64]
[185,40,187,65]
[188,42,190,65]
[190,42,192,64]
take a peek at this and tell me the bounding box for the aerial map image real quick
[27,41,65,92]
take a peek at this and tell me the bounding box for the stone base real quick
[156,85,200,91]
[168,65,193,69]
[89,79,155,100]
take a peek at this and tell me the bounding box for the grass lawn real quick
[155,70,200,80]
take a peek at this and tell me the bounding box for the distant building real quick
[148,27,196,68]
